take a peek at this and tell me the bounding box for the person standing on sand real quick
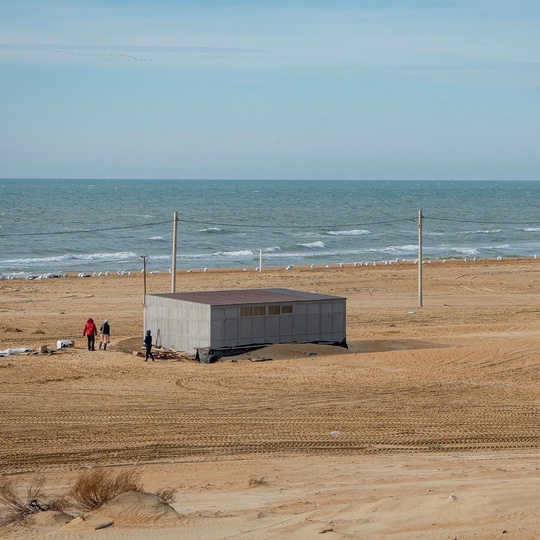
[144,330,155,361]
[83,318,98,351]
[99,319,110,350]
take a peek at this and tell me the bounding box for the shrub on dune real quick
[68,469,143,512]
[0,469,177,527]
[0,477,67,526]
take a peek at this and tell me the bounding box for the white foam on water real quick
[299,241,325,249]
[326,229,371,236]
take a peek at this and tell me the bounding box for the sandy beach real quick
[1,259,540,539]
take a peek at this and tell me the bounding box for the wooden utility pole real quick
[172,211,178,293]
[141,255,147,305]
[418,209,423,307]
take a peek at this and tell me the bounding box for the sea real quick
[1,179,540,278]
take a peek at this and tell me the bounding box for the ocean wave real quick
[450,247,481,256]
[178,253,208,260]
[298,241,325,249]
[326,229,370,236]
[458,229,502,235]
[199,227,223,233]
[522,227,540,232]
[149,236,164,241]
[365,244,418,255]
[214,249,255,258]
[483,244,511,250]
[0,252,141,266]
[211,247,281,258]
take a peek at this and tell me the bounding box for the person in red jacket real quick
[83,318,98,351]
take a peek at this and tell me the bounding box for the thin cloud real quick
[0,43,270,67]
[0,44,265,54]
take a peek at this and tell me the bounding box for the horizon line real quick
[1,178,539,182]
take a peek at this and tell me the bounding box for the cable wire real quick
[7,214,538,238]
[425,216,540,226]
[175,217,415,229]
[0,217,415,237]
[0,219,171,237]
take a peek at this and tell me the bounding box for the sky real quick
[1,0,539,180]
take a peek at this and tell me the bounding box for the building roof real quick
[149,288,345,306]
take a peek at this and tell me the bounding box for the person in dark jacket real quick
[83,318,98,351]
[99,319,110,350]
[144,329,155,361]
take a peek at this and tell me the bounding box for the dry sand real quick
[1,259,539,538]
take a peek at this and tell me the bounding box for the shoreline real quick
[2,254,540,280]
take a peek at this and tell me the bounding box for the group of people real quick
[82,318,110,351]
[82,318,155,361]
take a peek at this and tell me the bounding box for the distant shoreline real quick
[2,255,538,281]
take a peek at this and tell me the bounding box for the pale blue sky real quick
[1,0,539,180]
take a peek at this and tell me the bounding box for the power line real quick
[0,219,171,237]
[176,217,415,229]
[6,213,539,238]
[425,216,540,226]
[0,217,415,237]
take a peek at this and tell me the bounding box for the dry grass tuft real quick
[0,476,66,526]
[0,469,176,525]
[154,487,177,504]
[68,469,143,512]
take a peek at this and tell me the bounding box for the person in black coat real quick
[144,329,155,361]
[99,319,110,350]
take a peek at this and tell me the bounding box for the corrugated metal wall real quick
[145,296,346,353]
[145,296,211,353]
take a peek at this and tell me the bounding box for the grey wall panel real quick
[321,302,331,313]
[239,318,252,338]
[211,320,224,341]
[213,308,226,321]
[145,296,211,353]
[294,315,307,334]
[267,317,280,335]
[223,318,238,346]
[321,313,333,330]
[333,313,344,332]
[253,318,266,338]
[281,316,293,335]
[306,314,320,334]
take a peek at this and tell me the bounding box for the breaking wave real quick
[326,229,371,236]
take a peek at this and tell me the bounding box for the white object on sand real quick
[0,348,33,356]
